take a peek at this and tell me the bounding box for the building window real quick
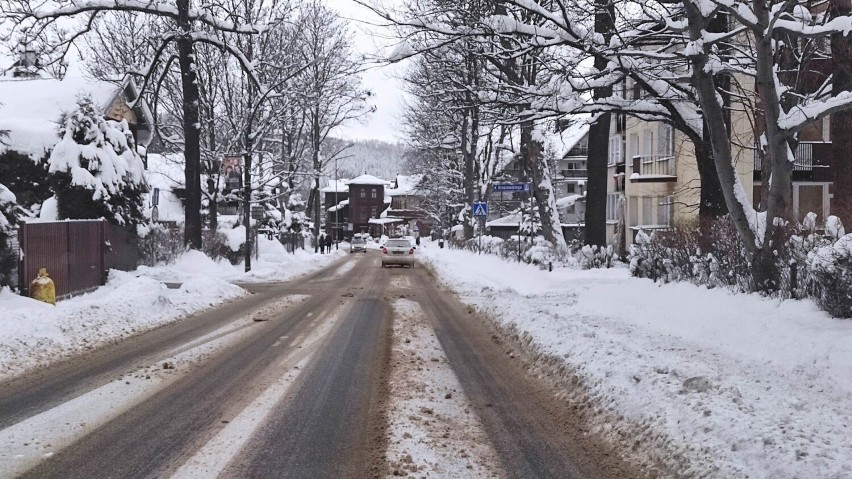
[642,197,654,225]
[609,136,622,165]
[657,123,673,157]
[371,207,377,218]
[371,188,377,199]
[658,196,673,226]
[360,189,366,198]
[629,133,640,161]
[642,130,654,160]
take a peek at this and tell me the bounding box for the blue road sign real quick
[493,183,530,192]
[473,202,488,217]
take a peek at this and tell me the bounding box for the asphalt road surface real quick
[0,250,645,479]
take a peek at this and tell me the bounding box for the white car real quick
[381,238,416,268]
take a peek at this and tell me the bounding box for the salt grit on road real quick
[385,296,504,478]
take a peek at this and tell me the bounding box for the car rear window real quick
[386,239,411,247]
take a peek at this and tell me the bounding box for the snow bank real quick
[0,243,345,382]
[417,241,852,478]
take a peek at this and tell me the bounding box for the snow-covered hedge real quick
[629,215,852,318]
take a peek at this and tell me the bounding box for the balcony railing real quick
[629,155,676,180]
[753,142,830,171]
[560,169,588,178]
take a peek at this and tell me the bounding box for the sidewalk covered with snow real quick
[416,241,852,478]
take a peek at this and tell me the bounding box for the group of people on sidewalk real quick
[317,233,334,254]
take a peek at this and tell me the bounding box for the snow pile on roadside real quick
[137,238,346,284]
[417,241,852,478]
[0,270,245,382]
[0,244,343,383]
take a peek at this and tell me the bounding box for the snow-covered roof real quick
[327,199,349,212]
[0,75,153,158]
[368,217,403,224]
[543,120,590,160]
[387,174,424,196]
[320,179,349,193]
[556,194,584,208]
[345,174,391,186]
[486,213,523,227]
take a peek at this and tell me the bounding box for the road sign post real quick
[473,202,488,255]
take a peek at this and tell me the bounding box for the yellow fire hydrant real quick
[30,267,56,305]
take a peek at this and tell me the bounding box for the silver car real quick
[381,238,415,268]
[350,237,367,253]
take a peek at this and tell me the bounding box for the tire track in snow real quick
[168,304,344,478]
[0,295,308,478]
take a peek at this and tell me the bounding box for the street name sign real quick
[493,183,530,192]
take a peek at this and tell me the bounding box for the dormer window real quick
[12,43,40,78]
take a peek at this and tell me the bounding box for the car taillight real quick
[408,248,414,254]
[382,247,388,254]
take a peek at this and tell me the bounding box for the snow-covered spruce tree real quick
[0,182,19,287]
[0,151,52,214]
[48,96,147,230]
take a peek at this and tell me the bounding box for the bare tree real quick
[291,1,371,238]
[0,0,275,249]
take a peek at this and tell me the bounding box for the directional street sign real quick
[472,202,488,217]
[493,183,530,192]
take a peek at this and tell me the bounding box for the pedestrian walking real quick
[325,234,333,252]
[319,233,326,253]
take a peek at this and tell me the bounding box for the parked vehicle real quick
[381,238,416,268]
[350,237,367,253]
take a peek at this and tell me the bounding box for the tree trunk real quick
[754,1,792,292]
[207,103,218,233]
[585,115,610,247]
[584,0,614,248]
[694,139,728,219]
[520,120,567,250]
[244,36,255,272]
[683,1,757,249]
[312,111,322,239]
[461,109,474,239]
[831,0,852,224]
[177,0,202,250]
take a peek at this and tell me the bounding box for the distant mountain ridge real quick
[336,139,410,181]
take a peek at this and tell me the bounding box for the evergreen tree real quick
[48,96,147,231]
[0,151,51,213]
[0,182,18,287]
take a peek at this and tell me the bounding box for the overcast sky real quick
[327,0,409,144]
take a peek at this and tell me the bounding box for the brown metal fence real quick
[18,220,138,299]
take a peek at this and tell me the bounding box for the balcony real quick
[629,155,676,182]
[753,142,833,182]
[559,169,588,178]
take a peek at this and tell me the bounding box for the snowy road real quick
[1,251,640,478]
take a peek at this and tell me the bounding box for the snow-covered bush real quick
[629,215,852,318]
[803,233,852,318]
[48,96,147,230]
[138,223,184,266]
[575,243,616,269]
[628,217,753,291]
